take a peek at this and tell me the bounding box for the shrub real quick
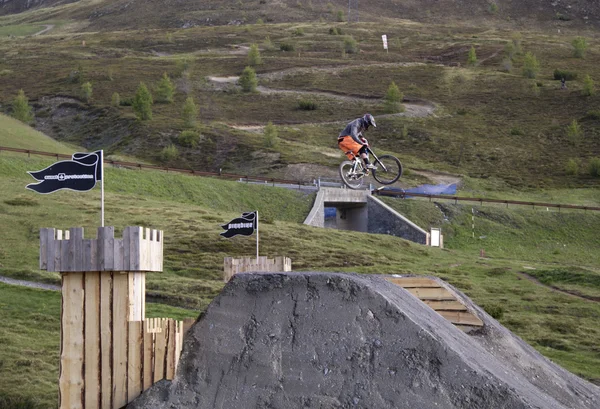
[248,43,262,66]
[280,43,295,52]
[566,119,582,145]
[565,158,579,175]
[182,96,199,128]
[589,158,600,177]
[556,12,571,21]
[336,10,344,22]
[292,27,304,37]
[68,63,84,83]
[263,36,274,51]
[175,57,192,77]
[553,69,577,81]
[384,81,404,113]
[582,74,595,97]
[504,42,515,59]
[522,52,540,79]
[111,92,120,107]
[488,2,498,14]
[132,82,153,120]
[344,36,358,54]
[81,81,92,103]
[483,304,504,320]
[298,99,318,110]
[155,72,175,103]
[119,97,133,106]
[329,27,343,35]
[239,66,258,92]
[264,121,278,148]
[256,18,264,25]
[160,144,179,162]
[585,110,600,120]
[178,130,200,148]
[572,36,588,58]
[11,89,33,124]
[500,58,512,72]
[467,46,477,66]
[510,127,524,136]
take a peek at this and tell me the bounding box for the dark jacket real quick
[338,117,367,144]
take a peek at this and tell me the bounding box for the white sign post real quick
[382,34,388,53]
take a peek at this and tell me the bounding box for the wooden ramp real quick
[385,276,484,331]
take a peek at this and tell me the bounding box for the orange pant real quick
[338,135,363,160]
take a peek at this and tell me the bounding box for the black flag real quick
[220,211,257,238]
[26,151,103,194]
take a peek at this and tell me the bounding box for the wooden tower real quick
[40,226,182,409]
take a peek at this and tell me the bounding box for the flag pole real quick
[256,211,259,262]
[100,150,104,227]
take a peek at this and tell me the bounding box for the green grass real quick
[0,114,78,153]
[0,24,46,37]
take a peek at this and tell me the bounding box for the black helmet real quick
[363,113,376,128]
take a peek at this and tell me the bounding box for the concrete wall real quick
[367,196,429,244]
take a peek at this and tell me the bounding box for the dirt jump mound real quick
[128,272,600,409]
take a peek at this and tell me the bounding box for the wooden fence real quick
[41,227,185,409]
[223,256,292,282]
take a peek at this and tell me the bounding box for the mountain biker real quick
[337,113,377,172]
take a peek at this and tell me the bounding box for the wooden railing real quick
[224,256,292,282]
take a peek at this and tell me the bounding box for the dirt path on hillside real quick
[517,272,600,303]
[410,169,462,186]
[33,24,54,36]
[0,275,60,291]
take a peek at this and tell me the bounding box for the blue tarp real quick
[405,183,457,195]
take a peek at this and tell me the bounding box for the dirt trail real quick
[33,24,54,36]
[517,272,600,303]
[0,275,60,291]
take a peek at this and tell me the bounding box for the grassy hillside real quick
[0,20,599,189]
[0,113,78,153]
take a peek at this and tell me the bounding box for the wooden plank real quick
[46,228,56,272]
[84,272,101,409]
[141,273,146,319]
[39,228,48,270]
[54,230,63,272]
[153,320,166,383]
[166,320,176,380]
[59,273,85,409]
[405,287,455,301]
[127,321,143,403]
[123,227,131,271]
[174,321,183,372]
[104,227,115,271]
[385,277,441,288]
[130,227,141,271]
[143,321,154,390]
[114,238,124,272]
[99,272,112,409]
[71,227,84,272]
[423,300,468,311]
[112,272,129,409]
[437,310,484,326]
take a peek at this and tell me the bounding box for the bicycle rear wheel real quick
[373,155,402,185]
[339,160,366,189]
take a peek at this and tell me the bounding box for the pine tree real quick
[572,36,588,59]
[182,96,199,128]
[467,46,477,66]
[111,92,120,107]
[582,74,595,97]
[239,66,258,92]
[81,82,93,103]
[12,89,34,124]
[384,81,404,113]
[522,52,540,79]
[133,82,153,120]
[264,121,278,147]
[155,72,175,103]
[248,44,262,66]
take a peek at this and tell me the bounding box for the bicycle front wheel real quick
[339,161,365,189]
[373,155,403,185]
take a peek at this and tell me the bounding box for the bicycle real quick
[339,141,403,190]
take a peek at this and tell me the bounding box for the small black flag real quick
[26,151,102,194]
[220,211,257,238]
